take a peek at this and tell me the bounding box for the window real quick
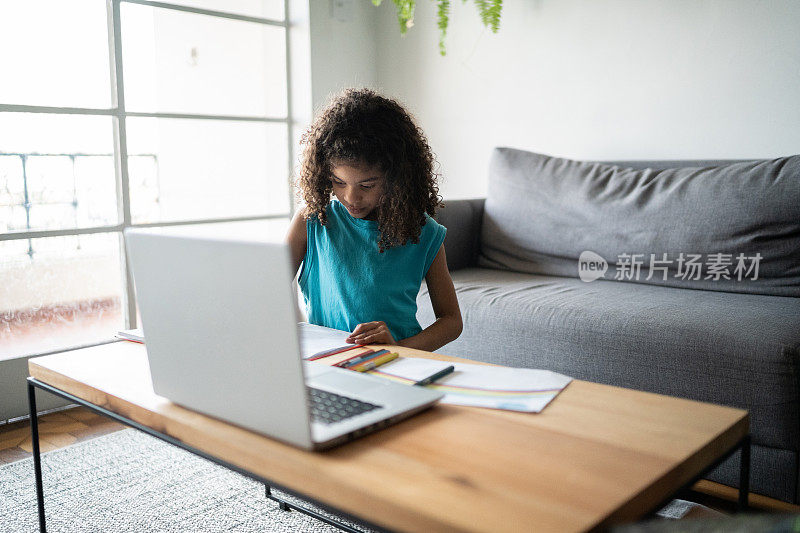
[0,0,293,360]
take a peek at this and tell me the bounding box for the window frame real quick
[0,0,295,358]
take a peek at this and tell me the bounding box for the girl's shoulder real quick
[420,213,446,238]
[305,201,354,234]
[399,213,445,253]
[303,202,331,225]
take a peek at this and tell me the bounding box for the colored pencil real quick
[333,348,377,367]
[338,349,390,368]
[352,352,399,372]
[306,344,363,361]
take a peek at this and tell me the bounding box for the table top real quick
[29,342,748,533]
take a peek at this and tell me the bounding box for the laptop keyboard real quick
[307,387,381,425]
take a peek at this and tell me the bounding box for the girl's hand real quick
[346,321,396,345]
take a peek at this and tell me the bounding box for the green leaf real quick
[436,0,451,56]
[392,0,416,34]
[473,0,502,33]
[372,0,502,55]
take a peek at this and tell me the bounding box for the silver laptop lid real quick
[124,228,314,448]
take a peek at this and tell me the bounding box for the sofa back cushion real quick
[478,147,800,297]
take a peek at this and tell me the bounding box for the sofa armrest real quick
[434,198,485,271]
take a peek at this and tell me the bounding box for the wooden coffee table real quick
[27,342,749,532]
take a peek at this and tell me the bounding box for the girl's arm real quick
[398,244,463,352]
[346,245,463,352]
[286,208,307,277]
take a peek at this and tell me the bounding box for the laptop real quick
[123,228,443,450]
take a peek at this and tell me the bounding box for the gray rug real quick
[0,429,371,532]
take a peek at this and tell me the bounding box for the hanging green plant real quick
[372,0,503,56]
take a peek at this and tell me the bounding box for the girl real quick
[286,88,462,352]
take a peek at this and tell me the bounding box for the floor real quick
[0,406,125,464]
[2,406,799,518]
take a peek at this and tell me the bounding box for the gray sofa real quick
[416,147,800,503]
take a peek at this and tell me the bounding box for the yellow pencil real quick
[351,352,399,372]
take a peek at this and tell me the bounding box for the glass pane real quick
[0,156,26,232]
[0,233,124,360]
[0,0,112,108]
[126,117,289,223]
[122,3,287,117]
[161,0,284,21]
[75,155,119,226]
[0,113,117,233]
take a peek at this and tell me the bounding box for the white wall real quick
[308,0,378,113]
[373,0,800,199]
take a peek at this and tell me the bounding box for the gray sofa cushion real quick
[416,267,800,500]
[419,268,800,447]
[435,198,484,271]
[479,148,800,297]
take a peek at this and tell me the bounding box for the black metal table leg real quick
[648,432,753,520]
[739,435,751,511]
[28,381,47,533]
[25,377,381,533]
[264,483,366,532]
[265,485,290,511]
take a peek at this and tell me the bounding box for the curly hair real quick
[296,88,442,252]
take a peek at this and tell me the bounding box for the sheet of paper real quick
[115,328,144,343]
[298,322,354,359]
[369,358,572,413]
[368,357,454,382]
[434,362,572,412]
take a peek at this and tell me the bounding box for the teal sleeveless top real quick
[298,200,446,341]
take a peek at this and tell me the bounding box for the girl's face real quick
[329,162,385,220]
